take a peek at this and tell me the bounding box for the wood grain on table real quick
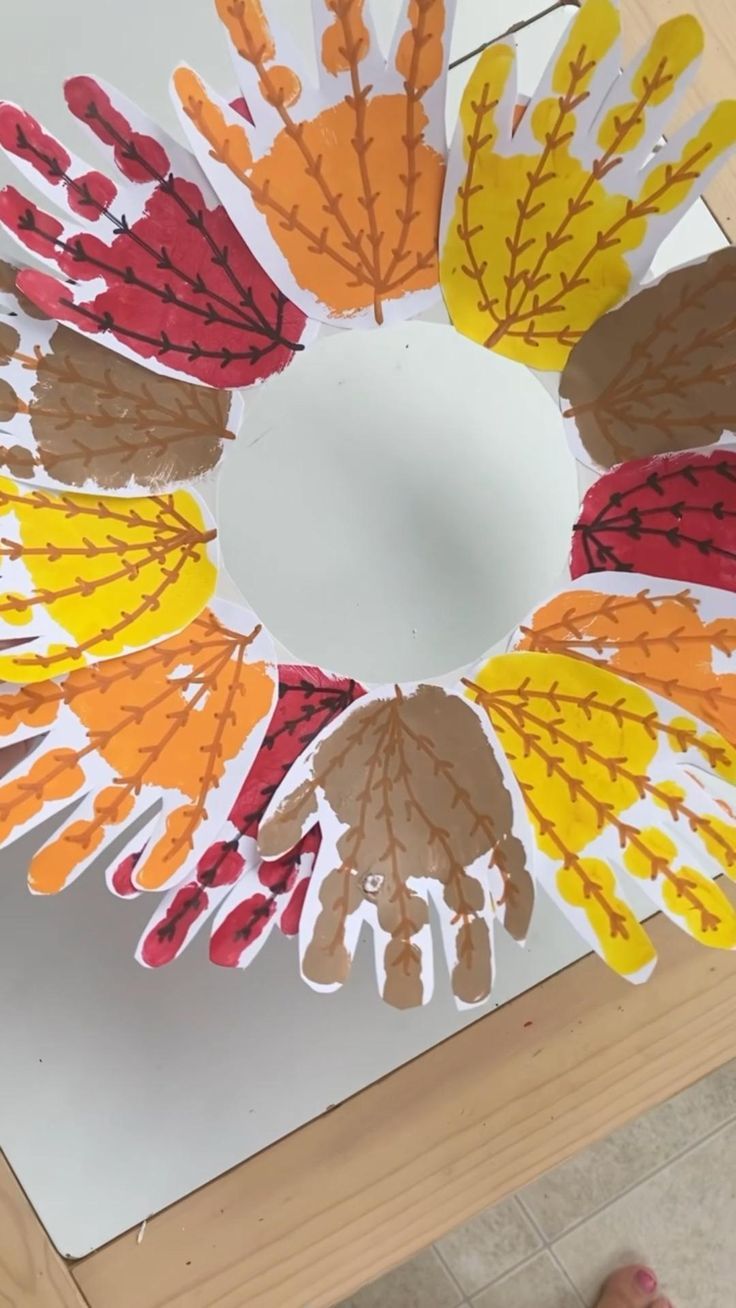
[625,0,736,236]
[0,1156,89,1308]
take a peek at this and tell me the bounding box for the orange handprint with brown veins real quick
[0,602,276,895]
[173,0,455,327]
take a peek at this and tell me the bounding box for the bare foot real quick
[595,1265,672,1308]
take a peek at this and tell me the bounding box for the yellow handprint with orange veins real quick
[0,477,217,683]
[465,651,736,982]
[441,0,736,369]
[174,0,454,327]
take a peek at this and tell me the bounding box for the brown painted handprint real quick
[259,683,533,1008]
[0,261,240,494]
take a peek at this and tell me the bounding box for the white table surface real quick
[0,0,728,1257]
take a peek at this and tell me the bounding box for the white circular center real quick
[219,322,578,684]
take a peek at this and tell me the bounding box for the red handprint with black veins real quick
[0,78,307,387]
[121,666,364,969]
[572,449,736,592]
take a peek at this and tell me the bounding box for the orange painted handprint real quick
[0,603,276,895]
[174,0,455,327]
[514,574,736,748]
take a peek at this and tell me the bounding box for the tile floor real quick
[337,1059,736,1308]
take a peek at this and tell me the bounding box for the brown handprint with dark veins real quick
[260,683,533,1008]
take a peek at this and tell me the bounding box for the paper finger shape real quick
[0,477,217,683]
[0,79,308,386]
[466,651,736,981]
[0,602,276,894]
[126,666,364,968]
[258,683,534,1009]
[441,0,736,369]
[514,573,736,747]
[560,248,736,468]
[571,449,736,590]
[0,261,241,495]
[173,0,456,328]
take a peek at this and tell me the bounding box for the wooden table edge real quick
[0,1154,90,1307]
[70,911,736,1308]
[5,909,736,1307]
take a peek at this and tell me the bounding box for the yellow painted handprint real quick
[466,651,736,981]
[514,574,736,748]
[441,0,736,369]
[0,477,217,682]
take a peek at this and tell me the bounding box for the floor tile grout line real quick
[464,1248,585,1306]
[548,1244,587,1307]
[431,1088,736,1303]
[521,1104,736,1246]
[440,1247,549,1302]
[433,1194,547,1299]
[431,1240,472,1304]
[516,1190,550,1246]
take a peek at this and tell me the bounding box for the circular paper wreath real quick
[0,0,736,1009]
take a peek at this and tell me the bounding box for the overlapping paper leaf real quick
[572,449,736,590]
[259,683,534,1009]
[441,0,736,368]
[0,79,308,386]
[560,248,736,468]
[466,651,736,981]
[122,666,363,968]
[0,602,276,894]
[173,0,456,327]
[0,261,241,494]
[0,477,217,682]
[514,573,736,746]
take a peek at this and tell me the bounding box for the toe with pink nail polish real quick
[635,1268,658,1294]
[594,1263,669,1306]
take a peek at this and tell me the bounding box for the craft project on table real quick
[0,0,735,1011]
